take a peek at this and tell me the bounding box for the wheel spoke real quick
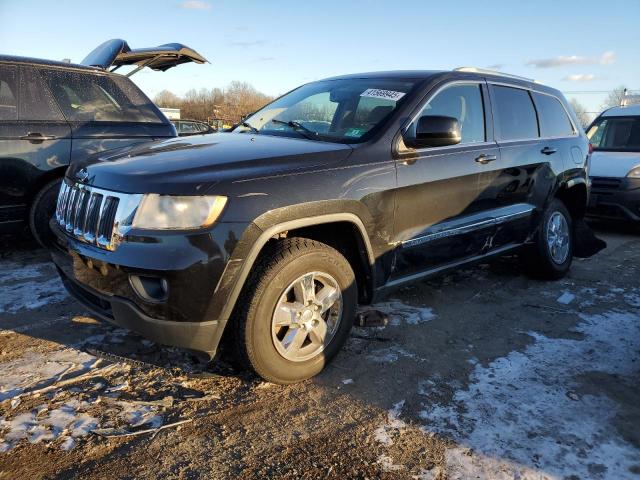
[273,302,300,327]
[283,327,307,353]
[316,284,340,314]
[293,273,316,305]
[309,319,328,345]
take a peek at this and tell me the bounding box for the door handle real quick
[475,154,497,165]
[20,132,56,142]
[541,146,557,155]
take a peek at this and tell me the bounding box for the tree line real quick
[154,81,273,124]
[154,81,638,130]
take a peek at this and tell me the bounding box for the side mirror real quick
[406,115,461,148]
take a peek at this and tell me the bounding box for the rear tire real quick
[232,237,357,384]
[29,178,62,248]
[524,198,573,280]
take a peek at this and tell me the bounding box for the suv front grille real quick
[56,181,141,251]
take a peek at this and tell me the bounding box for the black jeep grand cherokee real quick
[51,68,590,383]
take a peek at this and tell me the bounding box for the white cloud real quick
[526,51,615,68]
[227,40,267,48]
[563,74,597,82]
[486,63,505,70]
[180,1,211,10]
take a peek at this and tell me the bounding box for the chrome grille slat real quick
[55,181,142,252]
[73,190,90,236]
[84,193,104,243]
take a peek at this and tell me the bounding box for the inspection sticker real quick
[360,88,406,101]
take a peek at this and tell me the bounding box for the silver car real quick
[586,104,640,222]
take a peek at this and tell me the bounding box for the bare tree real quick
[153,83,273,123]
[569,99,592,129]
[602,86,632,108]
[154,90,181,108]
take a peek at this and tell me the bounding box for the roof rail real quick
[454,67,541,84]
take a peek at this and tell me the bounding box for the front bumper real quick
[587,176,640,222]
[57,267,221,354]
[50,219,251,355]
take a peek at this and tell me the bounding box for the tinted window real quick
[413,84,485,144]
[587,117,640,152]
[534,93,574,137]
[41,70,164,123]
[0,65,18,121]
[19,67,65,121]
[493,86,539,141]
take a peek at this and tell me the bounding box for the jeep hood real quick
[589,151,640,178]
[67,133,353,195]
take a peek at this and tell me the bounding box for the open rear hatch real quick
[81,39,208,76]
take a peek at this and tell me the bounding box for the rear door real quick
[0,65,71,228]
[482,84,549,246]
[531,90,580,177]
[391,81,500,281]
[39,69,174,163]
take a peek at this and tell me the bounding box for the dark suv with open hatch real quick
[0,39,206,245]
[51,68,591,383]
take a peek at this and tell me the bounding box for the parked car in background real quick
[0,39,207,245]
[171,119,215,136]
[586,104,640,223]
[51,68,591,384]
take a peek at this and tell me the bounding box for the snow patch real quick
[419,310,640,478]
[556,291,575,305]
[0,349,98,402]
[0,261,67,313]
[370,300,436,326]
[374,400,406,446]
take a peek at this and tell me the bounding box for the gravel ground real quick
[0,224,639,479]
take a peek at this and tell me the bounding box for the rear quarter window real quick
[40,69,164,124]
[492,85,539,141]
[533,92,575,138]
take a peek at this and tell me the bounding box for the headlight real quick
[132,195,227,230]
[627,166,640,178]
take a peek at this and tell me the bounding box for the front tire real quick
[29,178,62,248]
[232,238,357,384]
[524,198,573,280]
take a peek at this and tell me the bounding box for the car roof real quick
[322,70,445,81]
[601,104,640,117]
[0,54,103,73]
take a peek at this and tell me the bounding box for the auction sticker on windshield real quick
[360,89,406,101]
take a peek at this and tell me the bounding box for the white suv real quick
[587,104,640,222]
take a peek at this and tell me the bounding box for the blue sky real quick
[1,0,638,115]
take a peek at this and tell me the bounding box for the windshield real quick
[587,116,640,152]
[235,78,418,143]
[41,69,165,123]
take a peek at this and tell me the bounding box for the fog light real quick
[129,275,168,302]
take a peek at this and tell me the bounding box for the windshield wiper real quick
[239,121,259,134]
[270,119,318,140]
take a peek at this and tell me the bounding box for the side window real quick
[412,84,485,145]
[19,67,65,121]
[40,69,164,123]
[0,65,18,121]
[492,85,539,141]
[533,93,575,137]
